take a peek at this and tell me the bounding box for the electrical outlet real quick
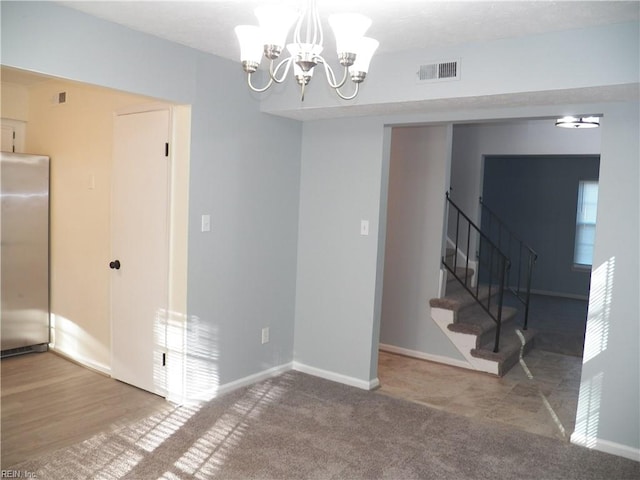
[261,327,270,344]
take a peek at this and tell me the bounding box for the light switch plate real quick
[201,214,211,232]
[360,220,369,236]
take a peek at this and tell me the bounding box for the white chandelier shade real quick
[235,25,263,65]
[234,0,379,101]
[328,13,371,54]
[255,6,299,53]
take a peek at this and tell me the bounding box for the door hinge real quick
[165,142,169,157]
[162,352,166,366]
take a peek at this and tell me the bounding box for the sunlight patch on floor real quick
[117,404,200,453]
[174,378,289,479]
[516,329,568,439]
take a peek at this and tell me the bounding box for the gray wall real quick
[186,61,302,394]
[293,117,385,385]
[1,2,302,396]
[481,155,600,297]
[260,22,639,118]
[379,125,462,359]
[574,102,639,455]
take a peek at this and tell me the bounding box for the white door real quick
[111,109,170,396]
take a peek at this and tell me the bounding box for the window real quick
[574,180,598,267]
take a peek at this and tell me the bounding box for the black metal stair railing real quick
[479,198,538,330]
[443,193,510,353]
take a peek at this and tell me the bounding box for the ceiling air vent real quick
[417,60,460,82]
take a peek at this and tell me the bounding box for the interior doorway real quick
[0,67,191,400]
[376,118,602,441]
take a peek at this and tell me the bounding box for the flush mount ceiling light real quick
[555,116,601,129]
[234,0,379,101]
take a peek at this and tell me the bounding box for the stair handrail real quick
[479,197,538,330]
[444,192,510,353]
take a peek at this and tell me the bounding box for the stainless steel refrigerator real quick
[1,152,50,356]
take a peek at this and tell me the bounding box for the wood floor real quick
[1,351,171,468]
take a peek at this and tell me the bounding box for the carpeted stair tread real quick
[448,305,517,336]
[471,327,536,376]
[429,284,493,311]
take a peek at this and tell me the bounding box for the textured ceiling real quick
[57,1,639,61]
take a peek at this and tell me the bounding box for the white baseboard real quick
[51,346,111,377]
[186,361,294,403]
[571,433,640,462]
[292,362,380,390]
[379,343,473,371]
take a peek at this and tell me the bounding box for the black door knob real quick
[109,260,121,270]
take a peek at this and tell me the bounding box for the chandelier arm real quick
[246,72,274,93]
[270,57,294,84]
[335,81,360,101]
[319,59,349,89]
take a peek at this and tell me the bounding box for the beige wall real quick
[1,82,29,121]
[1,83,29,152]
[24,79,189,374]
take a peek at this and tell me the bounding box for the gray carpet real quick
[10,371,639,479]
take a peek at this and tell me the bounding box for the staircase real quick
[430,194,536,377]
[430,256,535,376]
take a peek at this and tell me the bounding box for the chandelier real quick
[234,0,379,101]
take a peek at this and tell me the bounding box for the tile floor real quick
[376,348,583,441]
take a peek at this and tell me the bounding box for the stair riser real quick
[431,307,500,375]
[497,336,535,376]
